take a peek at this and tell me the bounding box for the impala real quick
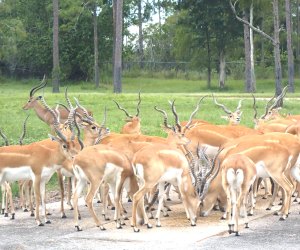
[113,92,142,134]
[200,133,300,221]
[131,99,207,232]
[72,143,144,231]
[23,77,93,128]
[0,101,82,226]
[212,94,243,125]
[221,153,257,236]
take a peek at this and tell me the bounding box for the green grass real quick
[1,77,300,197]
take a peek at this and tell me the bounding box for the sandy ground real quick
[0,187,299,250]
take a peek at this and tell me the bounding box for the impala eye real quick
[63,144,67,149]
[92,126,96,130]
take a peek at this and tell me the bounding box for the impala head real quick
[212,94,242,125]
[252,86,287,127]
[41,96,83,160]
[113,91,141,133]
[23,75,47,110]
[193,148,222,216]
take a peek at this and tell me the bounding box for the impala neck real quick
[33,102,51,125]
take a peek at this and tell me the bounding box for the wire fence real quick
[0,60,299,81]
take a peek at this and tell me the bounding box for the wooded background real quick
[0,0,299,94]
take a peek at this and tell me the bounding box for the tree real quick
[52,0,60,93]
[113,0,123,93]
[180,0,243,89]
[285,0,294,92]
[243,10,253,92]
[230,0,283,100]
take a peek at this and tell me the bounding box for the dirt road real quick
[0,191,299,250]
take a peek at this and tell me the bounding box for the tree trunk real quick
[285,0,294,92]
[219,50,226,89]
[93,6,100,88]
[52,0,60,93]
[297,0,300,76]
[260,14,265,66]
[157,0,162,36]
[138,0,144,68]
[243,10,252,93]
[273,0,283,100]
[249,2,256,91]
[113,0,123,93]
[205,26,211,89]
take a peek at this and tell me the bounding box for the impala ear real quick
[48,134,60,143]
[221,115,229,121]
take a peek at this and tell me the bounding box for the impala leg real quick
[85,182,105,230]
[33,175,43,226]
[29,181,34,217]
[132,187,151,232]
[57,170,66,218]
[73,179,86,231]
[100,183,110,221]
[272,174,293,220]
[178,178,196,226]
[7,184,15,220]
[155,183,166,227]
[266,182,279,210]
[40,180,50,224]
[67,177,73,209]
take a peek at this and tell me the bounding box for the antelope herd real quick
[1,78,300,237]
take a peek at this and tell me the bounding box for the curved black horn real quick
[236,99,243,112]
[269,85,288,111]
[19,115,30,146]
[29,75,47,97]
[73,111,84,150]
[252,94,258,120]
[113,100,133,118]
[65,87,74,109]
[212,93,232,114]
[154,106,173,130]
[135,91,142,117]
[0,128,9,146]
[261,94,276,119]
[169,100,182,132]
[39,96,60,128]
[185,95,207,129]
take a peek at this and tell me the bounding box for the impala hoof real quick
[167,198,171,201]
[4,213,8,217]
[146,223,153,229]
[38,223,44,226]
[235,232,240,236]
[163,214,169,217]
[23,208,29,212]
[45,220,51,224]
[62,214,67,219]
[266,208,271,211]
[75,225,82,231]
[133,227,140,233]
[100,226,106,231]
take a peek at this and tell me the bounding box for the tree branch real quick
[229,0,276,45]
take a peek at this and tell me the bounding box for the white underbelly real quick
[1,166,33,183]
[60,168,74,178]
[255,161,270,178]
[158,167,183,185]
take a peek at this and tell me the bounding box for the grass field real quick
[1,76,300,195]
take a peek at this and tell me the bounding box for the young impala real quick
[221,153,257,236]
